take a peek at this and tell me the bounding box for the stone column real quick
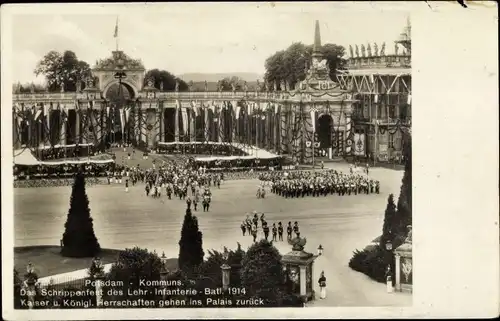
[60,116,66,146]
[189,109,195,142]
[12,110,19,149]
[159,108,164,143]
[204,106,209,142]
[75,109,80,144]
[395,254,401,291]
[175,106,180,142]
[299,265,307,297]
[81,109,87,144]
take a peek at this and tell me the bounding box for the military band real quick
[260,170,380,198]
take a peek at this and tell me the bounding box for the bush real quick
[349,245,394,284]
[103,247,163,303]
[61,172,101,257]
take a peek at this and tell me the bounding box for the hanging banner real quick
[310,107,317,132]
[125,107,130,123]
[407,94,412,105]
[354,133,366,156]
[235,105,241,120]
[181,108,188,135]
[106,106,110,117]
[274,103,279,114]
[43,103,51,130]
[120,108,125,134]
[34,105,42,121]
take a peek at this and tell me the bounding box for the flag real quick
[125,107,130,123]
[407,94,412,105]
[235,105,241,120]
[34,105,42,122]
[274,103,279,114]
[310,106,318,132]
[114,18,118,38]
[374,94,379,103]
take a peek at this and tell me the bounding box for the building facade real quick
[337,19,412,163]
[11,20,413,164]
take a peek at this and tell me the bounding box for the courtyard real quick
[14,162,411,307]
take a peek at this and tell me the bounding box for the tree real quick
[103,247,163,302]
[34,50,91,92]
[395,131,412,240]
[218,76,243,91]
[199,243,246,287]
[264,42,346,89]
[380,194,397,248]
[145,69,188,91]
[61,172,101,257]
[240,240,287,306]
[178,205,204,273]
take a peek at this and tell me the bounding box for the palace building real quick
[337,18,412,163]
[12,20,411,164]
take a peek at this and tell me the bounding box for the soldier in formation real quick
[262,169,380,198]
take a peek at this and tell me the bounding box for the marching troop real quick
[108,159,225,212]
[240,211,302,243]
[259,169,380,198]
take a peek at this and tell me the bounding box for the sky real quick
[7,2,409,85]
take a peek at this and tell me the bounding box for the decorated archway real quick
[317,114,333,149]
[104,82,135,145]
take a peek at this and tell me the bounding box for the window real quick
[388,134,394,148]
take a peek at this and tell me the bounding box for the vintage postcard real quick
[1,2,498,320]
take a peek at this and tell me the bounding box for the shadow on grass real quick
[14,246,121,278]
[15,246,180,279]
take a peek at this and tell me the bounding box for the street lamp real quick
[91,256,105,307]
[317,244,324,256]
[220,248,231,291]
[160,252,170,300]
[385,240,394,293]
[24,262,37,309]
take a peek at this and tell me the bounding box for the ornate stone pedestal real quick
[282,236,318,302]
[395,242,412,293]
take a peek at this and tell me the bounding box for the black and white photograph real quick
[1,2,498,320]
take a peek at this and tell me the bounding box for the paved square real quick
[14,163,410,306]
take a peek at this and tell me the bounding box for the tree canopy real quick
[264,42,346,89]
[34,50,91,92]
[145,69,188,91]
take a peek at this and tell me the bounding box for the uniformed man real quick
[251,223,258,243]
[125,178,129,192]
[241,222,247,236]
[272,223,277,242]
[287,222,293,240]
[253,213,259,228]
[293,221,300,237]
[186,196,192,208]
[278,222,284,241]
[263,224,270,241]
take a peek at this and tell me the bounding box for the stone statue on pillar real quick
[374,43,379,56]
[273,81,278,92]
[188,81,194,92]
[349,45,354,58]
[76,79,82,92]
[231,82,236,92]
[256,79,261,91]
[395,43,399,55]
[217,80,223,92]
[204,81,208,92]
[380,42,386,56]
[361,44,366,57]
[243,81,248,92]
[367,43,372,57]
[30,83,35,94]
[355,44,360,58]
[280,80,286,92]
[175,79,180,92]
[160,81,164,91]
